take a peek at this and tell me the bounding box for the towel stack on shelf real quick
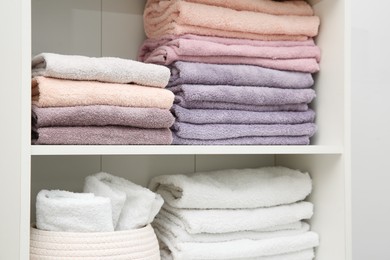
[140,0,321,145]
[149,166,320,260]
[31,53,175,145]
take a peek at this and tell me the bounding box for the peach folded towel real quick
[144,1,320,41]
[32,53,170,88]
[31,77,174,109]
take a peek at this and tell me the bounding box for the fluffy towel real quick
[140,38,320,72]
[36,190,114,232]
[170,85,316,106]
[149,166,312,209]
[159,202,313,234]
[144,1,320,40]
[84,172,164,231]
[172,134,311,145]
[146,0,314,16]
[32,77,174,109]
[156,229,319,260]
[172,122,317,140]
[32,105,174,128]
[174,96,310,112]
[33,126,173,145]
[166,62,314,88]
[172,105,315,125]
[32,53,170,88]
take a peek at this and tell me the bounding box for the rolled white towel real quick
[84,172,164,230]
[159,201,313,234]
[149,166,312,209]
[36,190,114,232]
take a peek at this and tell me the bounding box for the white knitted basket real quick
[30,224,160,260]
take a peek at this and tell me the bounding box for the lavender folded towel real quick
[168,62,313,88]
[172,133,311,145]
[32,105,174,128]
[172,105,315,124]
[33,127,172,145]
[173,122,317,140]
[170,85,316,106]
[175,96,310,112]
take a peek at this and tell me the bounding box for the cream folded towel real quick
[84,172,164,231]
[36,190,114,232]
[156,228,319,260]
[32,53,170,88]
[149,166,312,209]
[159,202,313,234]
[32,76,174,109]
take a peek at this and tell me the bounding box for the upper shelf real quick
[31,145,343,155]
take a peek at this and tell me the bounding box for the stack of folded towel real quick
[149,166,319,259]
[31,53,175,145]
[140,0,321,145]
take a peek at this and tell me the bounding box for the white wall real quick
[352,1,390,259]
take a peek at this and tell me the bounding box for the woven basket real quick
[30,224,160,260]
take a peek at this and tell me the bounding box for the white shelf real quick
[31,145,344,155]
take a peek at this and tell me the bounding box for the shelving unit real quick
[6,0,352,259]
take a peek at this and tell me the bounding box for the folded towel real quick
[32,105,174,128]
[174,96,310,112]
[36,190,114,232]
[32,77,174,109]
[84,172,164,230]
[149,166,312,209]
[159,202,313,234]
[170,85,316,106]
[144,1,320,40]
[146,0,314,16]
[32,53,170,88]
[172,105,315,125]
[172,134,311,145]
[140,38,320,72]
[156,229,319,260]
[172,122,317,140]
[33,126,173,145]
[154,213,311,242]
[166,62,314,88]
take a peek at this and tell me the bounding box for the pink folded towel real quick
[32,77,174,109]
[33,126,173,145]
[144,1,320,40]
[139,36,320,72]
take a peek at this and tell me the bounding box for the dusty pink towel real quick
[144,1,320,40]
[32,77,174,109]
[33,127,173,145]
[32,105,174,128]
[139,36,320,72]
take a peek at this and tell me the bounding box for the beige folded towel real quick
[144,1,320,41]
[32,77,174,109]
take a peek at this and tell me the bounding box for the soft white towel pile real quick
[149,166,319,260]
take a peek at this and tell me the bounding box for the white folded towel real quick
[156,228,319,260]
[149,166,312,209]
[159,202,313,234]
[36,190,114,232]
[32,53,170,88]
[84,172,164,230]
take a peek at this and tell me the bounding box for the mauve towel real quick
[168,62,314,88]
[170,85,316,106]
[172,105,315,124]
[172,134,311,145]
[32,53,170,88]
[32,105,174,128]
[33,127,173,145]
[32,77,174,109]
[173,122,317,139]
[144,1,320,41]
[139,38,320,72]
